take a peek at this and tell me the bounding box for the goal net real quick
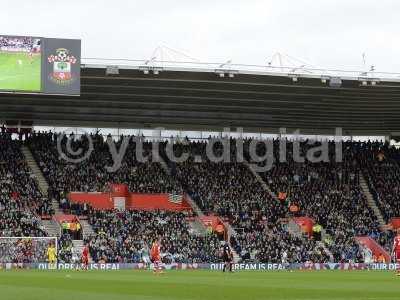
[0,237,57,265]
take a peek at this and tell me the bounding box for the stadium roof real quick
[1,59,400,136]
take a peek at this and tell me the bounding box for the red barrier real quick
[53,214,79,224]
[127,193,191,211]
[199,216,224,231]
[390,218,400,229]
[68,192,191,211]
[110,184,129,197]
[356,236,391,263]
[68,192,112,209]
[293,217,315,236]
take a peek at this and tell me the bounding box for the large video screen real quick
[0,35,81,95]
[0,36,42,92]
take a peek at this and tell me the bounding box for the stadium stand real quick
[1,129,399,265]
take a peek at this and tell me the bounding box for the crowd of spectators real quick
[256,140,382,261]
[356,141,400,221]
[162,138,398,263]
[85,209,221,263]
[0,36,39,51]
[231,223,331,263]
[0,238,49,263]
[0,204,46,237]
[0,133,51,238]
[3,130,399,264]
[163,139,329,262]
[27,132,182,206]
[0,133,52,216]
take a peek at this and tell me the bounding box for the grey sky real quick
[2,0,399,72]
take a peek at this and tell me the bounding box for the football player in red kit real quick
[392,231,400,276]
[150,239,163,274]
[82,245,89,271]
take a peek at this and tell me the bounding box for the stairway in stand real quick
[79,219,95,239]
[244,160,279,201]
[21,146,49,196]
[287,219,303,238]
[42,220,61,238]
[73,240,94,263]
[231,250,241,263]
[71,240,92,262]
[21,145,64,236]
[359,174,386,228]
[316,241,334,262]
[21,145,63,214]
[51,200,63,215]
[188,219,207,236]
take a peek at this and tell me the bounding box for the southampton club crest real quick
[47,48,77,85]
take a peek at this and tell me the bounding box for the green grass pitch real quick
[0,51,41,91]
[0,270,398,300]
